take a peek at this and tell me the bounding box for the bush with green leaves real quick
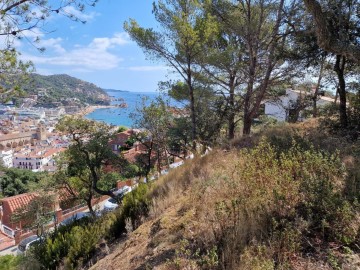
[0,255,23,270]
[29,214,114,269]
[109,183,151,238]
[25,183,152,269]
[122,183,150,229]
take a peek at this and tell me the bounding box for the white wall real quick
[0,150,13,168]
[264,89,334,122]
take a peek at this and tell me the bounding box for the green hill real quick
[21,74,110,107]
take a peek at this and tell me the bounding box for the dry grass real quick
[91,119,360,270]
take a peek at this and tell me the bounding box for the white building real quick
[44,107,65,118]
[13,109,46,120]
[0,149,13,168]
[13,148,65,172]
[264,89,335,122]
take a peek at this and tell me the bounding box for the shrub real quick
[239,245,274,270]
[166,239,218,270]
[117,126,127,133]
[30,214,115,269]
[122,183,151,230]
[191,139,359,269]
[0,255,23,270]
[106,183,152,240]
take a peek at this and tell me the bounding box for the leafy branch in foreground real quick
[0,49,34,102]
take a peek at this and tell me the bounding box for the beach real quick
[77,105,116,117]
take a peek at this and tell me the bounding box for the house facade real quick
[13,148,65,172]
[264,89,335,122]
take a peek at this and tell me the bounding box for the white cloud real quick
[128,66,168,71]
[89,33,130,50]
[20,33,130,71]
[38,38,65,54]
[33,68,54,75]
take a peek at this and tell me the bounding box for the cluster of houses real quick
[0,126,143,249]
[0,125,70,172]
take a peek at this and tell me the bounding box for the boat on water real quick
[120,102,128,108]
[116,102,128,108]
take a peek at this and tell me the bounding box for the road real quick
[0,245,17,256]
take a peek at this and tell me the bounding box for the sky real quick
[15,0,172,92]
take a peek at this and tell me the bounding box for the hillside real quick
[7,120,359,270]
[89,120,360,270]
[20,74,110,107]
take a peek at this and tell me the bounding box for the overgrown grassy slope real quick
[92,120,360,270]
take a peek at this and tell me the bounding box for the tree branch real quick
[303,0,360,63]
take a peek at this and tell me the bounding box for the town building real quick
[13,147,65,172]
[44,107,66,118]
[0,125,47,149]
[109,129,137,153]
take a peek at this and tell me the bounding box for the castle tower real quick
[36,125,47,141]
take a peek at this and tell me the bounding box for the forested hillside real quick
[20,74,110,107]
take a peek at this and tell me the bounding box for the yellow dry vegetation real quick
[91,120,360,270]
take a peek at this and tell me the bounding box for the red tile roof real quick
[58,187,77,202]
[0,193,38,212]
[109,130,135,146]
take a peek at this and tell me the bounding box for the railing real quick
[2,224,15,238]
[61,203,86,215]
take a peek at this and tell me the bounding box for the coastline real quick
[77,105,116,117]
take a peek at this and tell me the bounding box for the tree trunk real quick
[242,0,285,136]
[243,81,253,136]
[243,86,252,135]
[334,55,348,128]
[312,57,325,117]
[188,81,196,151]
[228,80,236,140]
[145,140,153,180]
[156,148,161,173]
[86,197,94,216]
[228,112,236,140]
[164,147,170,169]
[243,112,252,136]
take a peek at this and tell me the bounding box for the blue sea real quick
[85,91,182,127]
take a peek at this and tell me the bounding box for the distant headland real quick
[103,89,129,93]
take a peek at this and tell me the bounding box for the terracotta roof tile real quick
[0,193,38,212]
[109,129,137,145]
